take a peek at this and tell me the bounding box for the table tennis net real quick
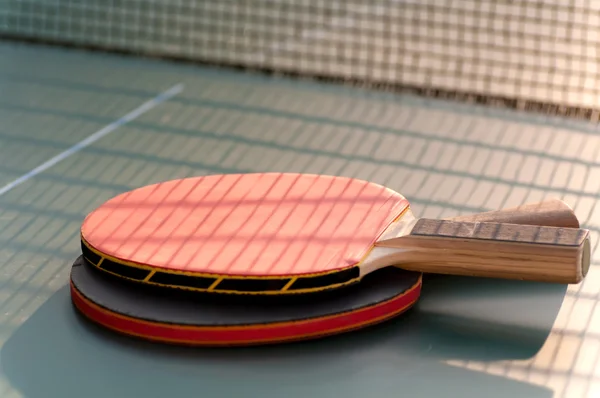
[2,0,600,120]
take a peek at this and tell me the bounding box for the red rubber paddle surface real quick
[81,173,409,277]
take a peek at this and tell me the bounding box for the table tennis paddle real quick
[70,256,422,346]
[71,188,585,347]
[80,173,591,296]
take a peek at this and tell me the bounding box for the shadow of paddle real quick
[416,273,569,354]
[0,270,565,398]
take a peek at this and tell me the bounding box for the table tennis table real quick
[0,40,599,398]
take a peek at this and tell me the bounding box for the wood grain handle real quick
[448,199,580,228]
[379,220,590,284]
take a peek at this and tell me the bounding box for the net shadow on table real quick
[0,43,597,397]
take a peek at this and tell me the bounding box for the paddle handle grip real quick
[448,198,580,228]
[381,220,590,284]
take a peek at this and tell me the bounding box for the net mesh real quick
[2,0,600,119]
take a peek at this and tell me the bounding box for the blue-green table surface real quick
[1,41,600,398]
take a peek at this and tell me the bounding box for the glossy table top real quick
[0,41,598,398]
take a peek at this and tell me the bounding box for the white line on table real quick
[0,83,184,197]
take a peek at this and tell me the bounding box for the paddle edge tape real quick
[69,268,422,347]
[79,204,412,295]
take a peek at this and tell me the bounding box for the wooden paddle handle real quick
[448,198,580,228]
[380,220,590,284]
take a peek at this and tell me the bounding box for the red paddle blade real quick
[81,173,409,294]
